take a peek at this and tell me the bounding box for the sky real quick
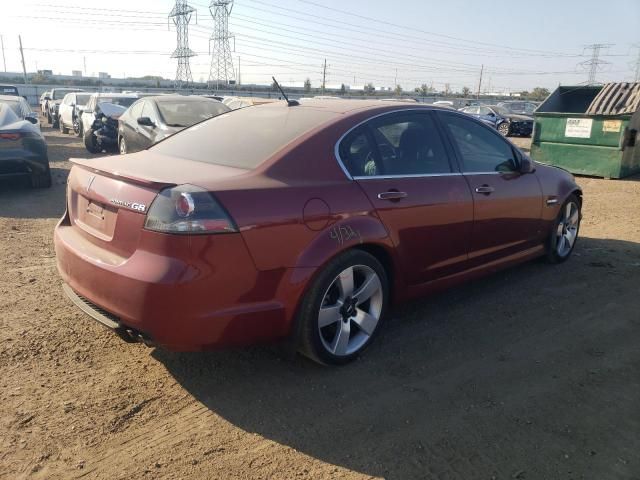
[0,0,638,93]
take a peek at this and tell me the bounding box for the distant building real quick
[72,70,83,78]
[98,72,111,79]
[37,69,53,76]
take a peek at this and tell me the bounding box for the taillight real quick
[0,133,22,140]
[144,185,238,235]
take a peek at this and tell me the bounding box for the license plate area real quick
[75,196,118,240]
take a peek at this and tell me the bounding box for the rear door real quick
[436,111,543,265]
[121,100,145,152]
[339,111,473,285]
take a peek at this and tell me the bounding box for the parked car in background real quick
[40,91,51,115]
[58,92,93,135]
[459,104,533,136]
[0,95,40,129]
[80,93,139,153]
[47,88,85,127]
[497,101,539,116]
[55,100,581,365]
[117,95,230,154]
[0,101,50,188]
[223,96,277,110]
[432,100,455,108]
[0,85,20,96]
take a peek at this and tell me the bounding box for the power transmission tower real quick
[580,43,613,85]
[476,64,483,99]
[169,0,197,89]
[208,0,235,90]
[633,44,640,83]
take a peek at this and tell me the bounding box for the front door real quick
[436,111,543,265]
[339,111,473,285]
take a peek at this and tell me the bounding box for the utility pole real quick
[394,68,398,87]
[476,64,484,99]
[580,43,613,85]
[18,35,27,84]
[1,35,6,72]
[322,58,327,94]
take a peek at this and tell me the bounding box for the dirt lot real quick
[1,121,639,480]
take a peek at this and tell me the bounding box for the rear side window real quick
[439,112,517,173]
[152,105,336,169]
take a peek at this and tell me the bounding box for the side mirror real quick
[519,155,535,174]
[44,96,51,101]
[71,103,75,108]
[77,108,84,115]
[26,115,38,125]
[137,116,155,127]
[488,112,496,117]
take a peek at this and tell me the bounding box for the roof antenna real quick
[272,76,299,106]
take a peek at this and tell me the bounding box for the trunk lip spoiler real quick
[70,157,177,190]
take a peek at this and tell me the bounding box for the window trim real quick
[334,107,455,180]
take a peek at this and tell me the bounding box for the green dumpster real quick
[530,83,640,178]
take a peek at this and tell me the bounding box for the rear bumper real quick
[54,215,313,350]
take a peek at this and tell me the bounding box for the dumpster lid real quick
[586,82,640,116]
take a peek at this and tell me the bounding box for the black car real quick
[117,95,230,154]
[0,101,50,188]
[459,104,534,137]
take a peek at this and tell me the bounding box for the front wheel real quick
[498,122,510,136]
[76,120,83,137]
[297,250,388,365]
[83,129,101,153]
[119,136,127,155]
[546,195,581,263]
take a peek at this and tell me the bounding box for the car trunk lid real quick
[67,151,247,259]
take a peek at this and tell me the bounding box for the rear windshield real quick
[1,100,21,116]
[157,100,230,128]
[151,105,337,169]
[1,86,19,95]
[76,94,91,105]
[97,97,137,107]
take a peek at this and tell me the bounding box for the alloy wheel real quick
[119,138,127,155]
[317,265,383,357]
[556,201,580,257]
[498,123,510,136]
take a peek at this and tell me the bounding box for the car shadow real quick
[0,167,68,219]
[153,237,640,479]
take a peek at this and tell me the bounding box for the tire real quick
[76,120,83,138]
[52,114,59,129]
[47,111,52,125]
[498,122,510,136]
[30,164,52,189]
[119,136,127,155]
[546,194,581,263]
[59,117,69,134]
[83,129,101,153]
[297,249,389,365]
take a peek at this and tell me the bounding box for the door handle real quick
[474,185,495,195]
[378,191,408,201]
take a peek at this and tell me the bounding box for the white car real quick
[40,91,51,115]
[58,92,93,136]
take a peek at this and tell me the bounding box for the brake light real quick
[0,133,22,140]
[144,185,238,235]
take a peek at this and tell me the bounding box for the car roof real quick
[91,92,138,98]
[152,95,217,103]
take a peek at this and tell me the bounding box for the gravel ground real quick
[1,121,639,480]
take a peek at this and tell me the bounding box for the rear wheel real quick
[46,111,52,125]
[76,120,83,137]
[498,122,510,136]
[30,164,52,189]
[547,194,581,263]
[297,250,388,365]
[59,116,69,134]
[84,129,101,153]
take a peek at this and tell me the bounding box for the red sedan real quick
[54,100,582,365]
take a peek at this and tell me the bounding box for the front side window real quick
[128,100,144,120]
[141,101,158,124]
[439,112,517,173]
